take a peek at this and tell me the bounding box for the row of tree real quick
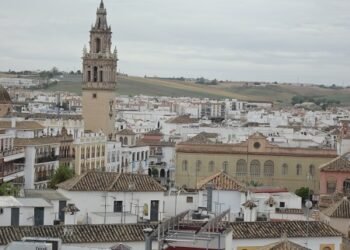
[291,95,340,109]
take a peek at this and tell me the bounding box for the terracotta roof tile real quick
[230,221,342,239]
[197,171,245,191]
[0,121,44,130]
[0,224,155,246]
[57,171,166,192]
[322,197,350,218]
[320,154,350,172]
[186,132,219,144]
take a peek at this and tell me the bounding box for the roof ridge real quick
[108,172,122,190]
[57,172,88,190]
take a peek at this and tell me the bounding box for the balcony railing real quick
[0,148,24,157]
[35,176,51,182]
[0,163,24,177]
[36,155,58,163]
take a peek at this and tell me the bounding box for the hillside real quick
[7,73,350,106]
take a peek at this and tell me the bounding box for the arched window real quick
[160,169,165,178]
[327,177,337,194]
[236,159,247,176]
[309,164,315,177]
[93,66,98,82]
[119,137,123,145]
[95,38,101,53]
[99,70,103,82]
[344,179,350,193]
[263,160,274,177]
[296,164,302,176]
[222,161,228,173]
[250,160,261,177]
[208,161,215,172]
[282,163,288,176]
[196,160,202,172]
[182,160,188,171]
[123,137,128,146]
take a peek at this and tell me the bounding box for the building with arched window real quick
[176,132,337,191]
[319,154,350,195]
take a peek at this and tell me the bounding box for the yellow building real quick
[175,132,337,192]
[74,133,106,175]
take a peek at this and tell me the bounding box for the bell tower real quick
[82,0,117,138]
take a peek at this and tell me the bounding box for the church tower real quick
[82,0,117,138]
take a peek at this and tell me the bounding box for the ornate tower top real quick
[82,0,117,91]
[94,0,109,31]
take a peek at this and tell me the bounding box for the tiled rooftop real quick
[57,171,166,192]
[320,154,350,172]
[230,221,342,239]
[196,171,245,191]
[0,224,155,246]
[322,197,350,218]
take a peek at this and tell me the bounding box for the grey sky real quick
[0,0,349,85]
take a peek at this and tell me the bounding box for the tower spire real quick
[99,0,104,9]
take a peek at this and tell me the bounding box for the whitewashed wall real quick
[57,189,165,224]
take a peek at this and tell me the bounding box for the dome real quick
[0,85,11,104]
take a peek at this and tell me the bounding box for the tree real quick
[49,165,74,189]
[246,180,263,187]
[0,183,19,197]
[295,187,311,202]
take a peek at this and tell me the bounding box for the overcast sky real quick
[0,0,350,85]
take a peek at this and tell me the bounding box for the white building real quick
[57,171,166,224]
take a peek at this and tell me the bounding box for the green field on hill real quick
[41,74,350,106]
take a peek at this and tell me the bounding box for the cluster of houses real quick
[1,1,350,249]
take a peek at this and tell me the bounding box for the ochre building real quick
[82,1,117,139]
[175,132,337,192]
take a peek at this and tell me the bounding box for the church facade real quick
[82,0,117,139]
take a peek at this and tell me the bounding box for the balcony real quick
[0,148,25,162]
[36,155,58,163]
[35,175,51,182]
[0,163,24,182]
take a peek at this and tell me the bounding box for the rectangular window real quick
[11,207,20,226]
[92,93,97,98]
[114,201,123,212]
[34,207,44,226]
[279,202,285,208]
[186,196,193,203]
[99,71,103,82]
[327,182,336,194]
[87,71,91,82]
